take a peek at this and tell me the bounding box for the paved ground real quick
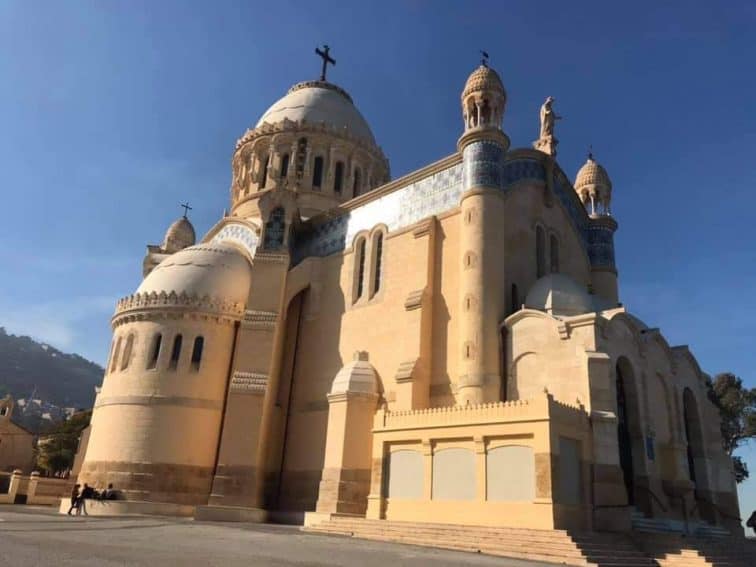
[0,506,554,567]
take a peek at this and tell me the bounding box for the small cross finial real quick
[315,44,336,81]
[588,145,594,160]
[480,50,489,67]
[180,202,192,218]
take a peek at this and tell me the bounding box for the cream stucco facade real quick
[76,60,742,535]
[0,397,35,473]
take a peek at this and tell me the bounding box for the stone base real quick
[194,505,267,523]
[533,136,558,157]
[303,511,363,528]
[57,498,195,517]
[593,506,632,532]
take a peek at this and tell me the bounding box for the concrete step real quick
[323,518,638,546]
[310,526,650,560]
[304,519,658,567]
[319,522,636,547]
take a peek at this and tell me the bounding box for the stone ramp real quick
[302,517,657,566]
[633,533,756,567]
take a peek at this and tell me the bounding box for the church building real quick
[76,51,742,535]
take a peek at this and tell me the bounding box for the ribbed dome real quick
[575,155,612,191]
[525,274,596,317]
[255,81,376,145]
[137,243,252,306]
[462,65,505,99]
[162,217,196,253]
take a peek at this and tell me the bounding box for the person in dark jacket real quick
[78,483,94,516]
[66,484,80,516]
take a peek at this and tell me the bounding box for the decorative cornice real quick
[253,251,289,264]
[235,117,387,163]
[229,371,268,395]
[395,359,419,383]
[112,291,245,323]
[404,290,425,311]
[287,80,353,102]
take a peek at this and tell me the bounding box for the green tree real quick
[35,410,91,475]
[707,373,756,483]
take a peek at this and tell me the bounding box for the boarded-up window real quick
[432,448,475,500]
[384,450,423,499]
[486,445,535,501]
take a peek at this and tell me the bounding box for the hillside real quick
[0,327,103,409]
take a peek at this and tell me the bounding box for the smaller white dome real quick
[162,216,196,253]
[575,155,611,192]
[525,274,595,317]
[330,353,378,396]
[137,243,252,306]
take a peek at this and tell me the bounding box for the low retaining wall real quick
[0,471,73,506]
[57,498,195,517]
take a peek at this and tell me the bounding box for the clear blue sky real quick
[1,1,754,524]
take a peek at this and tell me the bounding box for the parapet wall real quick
[366,393,591,530]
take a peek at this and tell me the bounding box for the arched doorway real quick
[615,357,645,510]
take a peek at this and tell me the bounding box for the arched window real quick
[110,337,122,373]
[355,237,367,301]
[147,333,162,370]
[120,334,135,371]
[263,206,286,250]
[191,336,204,371]
[353,168,362,196]
[280,153,290,179]
[371,232,384,296]
[312,156,324,189]
[260,154,270,189]
[550,234,559,273]
[536,226,546,278]
[106,339,116,373]
[334,161,344,194]
[169,334,183,370]
[511,283,519,313]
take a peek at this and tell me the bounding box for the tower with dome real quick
[74,51,742,538]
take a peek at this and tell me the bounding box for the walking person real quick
[66,484,80,516]
[78,483,94,516]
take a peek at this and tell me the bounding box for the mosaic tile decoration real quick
[211,222,260,259]
[293,151,615,270]
[293,162,464,263]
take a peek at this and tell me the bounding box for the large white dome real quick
[137,243,252,306]
[256,81,376,145]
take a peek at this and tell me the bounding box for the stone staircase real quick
[303,516,657,566]
[631,509,731,538]
[633,533,756,567]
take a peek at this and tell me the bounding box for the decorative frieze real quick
[113,291,245,322]
[229,371,268,395]
[242,309,278,330]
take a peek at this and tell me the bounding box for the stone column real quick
[456,130,509,405]
[312,352,379,517]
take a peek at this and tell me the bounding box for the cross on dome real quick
[315,44,336,81]
[180,202,192,219]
